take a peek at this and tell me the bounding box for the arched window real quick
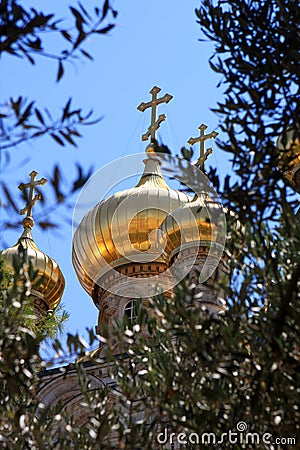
[124,300,137,322]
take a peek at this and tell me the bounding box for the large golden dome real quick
[72,146,191,298]
[2,218,65,313]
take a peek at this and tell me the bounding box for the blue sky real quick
[1,1,231,354]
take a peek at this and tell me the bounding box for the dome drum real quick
[92,260,173,307]
[170,245,229,287]
[170,243,229,271]
[95,294,152,338]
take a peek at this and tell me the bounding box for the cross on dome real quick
[187,123,218,171]
[18,170,47,227]
[137,86,173,142]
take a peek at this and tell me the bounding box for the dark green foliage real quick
[0,253,52,447]
[195,0,300,347]
[93,286,300,448]
[0,0,117,76]
[76,1,299,447]
[0,95,99,152]
[195,0,299,215]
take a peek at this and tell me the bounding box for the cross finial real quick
[18,170,47,228]
[137,86,173,142]
[187,124,218,171]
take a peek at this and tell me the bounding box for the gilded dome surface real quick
[160,193,226,260]
[72,148,191,297]
[2,226,65,311]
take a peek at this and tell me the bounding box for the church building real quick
[2,86,299,429]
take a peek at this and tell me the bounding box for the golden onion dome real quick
[277,126,300,193]
[2,216,65,312]
[72,145,192,298]
[160,192,226,261]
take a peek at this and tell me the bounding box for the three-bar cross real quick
[18,170,47,219]
[187,124,218,171]
[137,86,173,142]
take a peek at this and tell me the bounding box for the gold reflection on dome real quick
[2,228,65,311]
[159,122,224,260]
[160,194,222,260]
[72,146,192,298]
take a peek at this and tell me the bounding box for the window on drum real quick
[124,300,137,322]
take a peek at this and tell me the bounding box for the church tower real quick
[2,171,65,316]
[72,86,229,350]
[160,124,228,315]
[9,87,230,427]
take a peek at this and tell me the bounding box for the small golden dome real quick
[72,147,191,298]
[277,126,300,193]
[2,223,65,312]
[160,193,226,260]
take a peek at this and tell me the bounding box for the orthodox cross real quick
[187,124,218,171]
[137,86,173,142]
[18,170,47,219]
